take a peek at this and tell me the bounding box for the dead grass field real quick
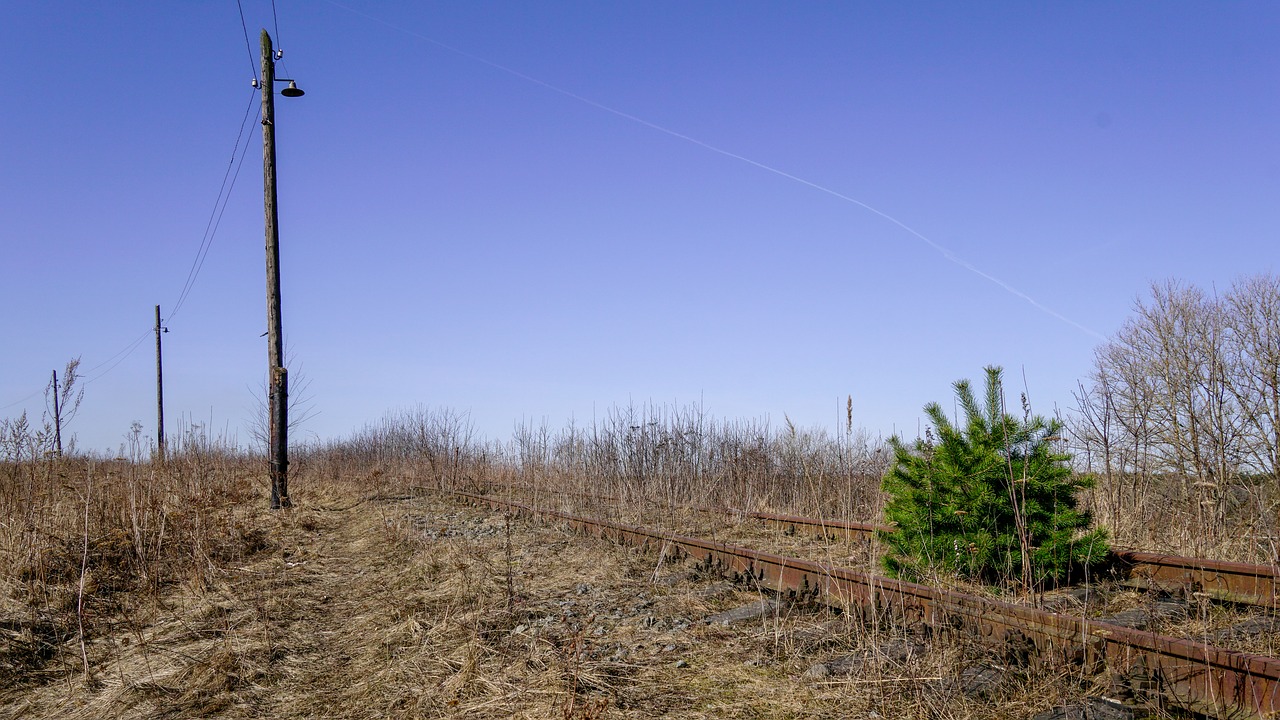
[2,457,1139,720]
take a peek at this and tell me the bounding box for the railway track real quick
[751,510,1280,610]
[432,485,1280,719]
[473,482,1280,609]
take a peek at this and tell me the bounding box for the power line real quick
[0,388,43,412]
[3,23,264,412]
[2,327,153,409]
[0,322,154,410]
[271,0,287,71]
[236,0,259,83]
[169,88,260,322]
[79,328,148,377]
[83,328,154,386]
[2,6,285,418]
[270,0,293,81]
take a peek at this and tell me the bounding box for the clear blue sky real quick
[2,2,1276,454]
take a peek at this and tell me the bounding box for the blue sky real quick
[2,2,1276,454]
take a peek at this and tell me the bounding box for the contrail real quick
[324,1,1104,340]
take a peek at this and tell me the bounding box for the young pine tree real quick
[880,366,1108,589]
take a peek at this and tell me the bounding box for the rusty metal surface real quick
[749,511,892,537]
[750,511,1280,610]
[444,489,1280,719]
[1114,549,1280,608]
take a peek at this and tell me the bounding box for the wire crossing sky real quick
[1,1,1275,453]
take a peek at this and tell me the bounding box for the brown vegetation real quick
[7,398,1264,719]
[1,444,1117,719]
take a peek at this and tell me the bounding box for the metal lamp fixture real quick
[252,77,306,98]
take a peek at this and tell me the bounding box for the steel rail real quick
[469,482,1280,609]
[750,512,1280,608]
[441,488,1280,719]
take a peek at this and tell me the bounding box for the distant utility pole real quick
[260,29,303,509]
[50,370,62,457]
[154,305,166,462]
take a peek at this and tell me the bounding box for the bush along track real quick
[880,366,1109,590]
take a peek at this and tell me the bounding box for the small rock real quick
[655,571,696,587]
[697,582,735,600]
[1096,600,1187,631]
[512,624,528,634]
[872,637,926,665]
[1031,697,1135,720]
[703,600,778,627]
[803,663,831,679]
[674,659,689,668]
[1042,586,1101,612]
[822,655,866,676]
[941,664,1006,700]
[1212,615,1277,643]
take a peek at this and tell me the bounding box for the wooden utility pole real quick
[154,305,166,462]
[50,370,62,457]
[261,29,290,509]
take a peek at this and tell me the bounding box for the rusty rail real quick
[1114,550,1280,607]
[750,511,1280,608]
[441,488,1280,719]
[477,484,1280,608]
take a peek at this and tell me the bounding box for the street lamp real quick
[259,29,303,509]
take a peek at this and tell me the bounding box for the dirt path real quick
[3,490,1073,719]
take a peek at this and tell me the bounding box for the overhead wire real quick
[105,1,276,374]
[322,0,1103,341]
[2,6,268,413]
[0,389,44,412]
[270,0,290,77]
[168,88,260,322]
[3,318,154,409]
[82,328,154,386]
[236,0,259,83]
[271,0,282,44]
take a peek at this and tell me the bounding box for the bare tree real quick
[1222,273,1280,479]
[1073,274,1280,556]
[46,358,84,457]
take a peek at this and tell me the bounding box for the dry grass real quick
[4,400,1259,719]
[0,448,263,697]
[1,450,1138,720]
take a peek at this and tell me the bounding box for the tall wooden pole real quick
[154,305,166,462]
[261,30,290,509]
[50,370,62,457]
